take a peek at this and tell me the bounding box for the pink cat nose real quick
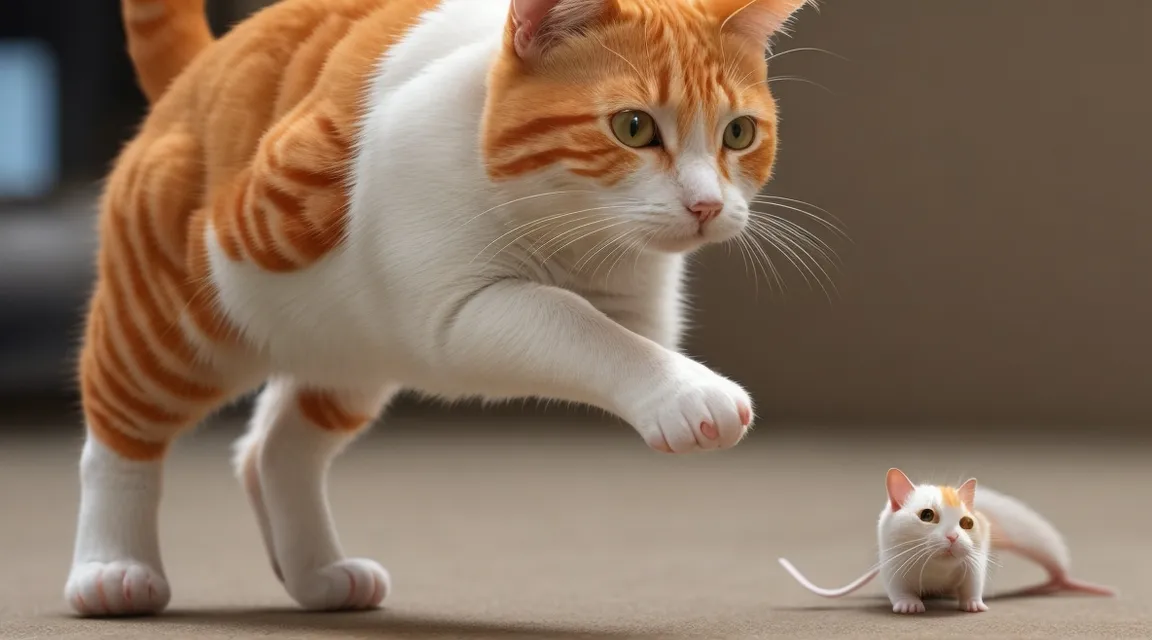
[687,200,723,225]
[946,533,959,543]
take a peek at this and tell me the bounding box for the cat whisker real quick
[745,221,836,301]
[538,218,634,267]
[749,212,841,267]
[574,227,637,275]
[472,205,634,265]
[600,227,652,282]
[630,229,660,280]
[594,35,643,79]
[743,75,835,95]
[748,216,839,285]
[748,206,841,249]
[764,46,849,64]
[588,230,639,282]
[457,190,627,230]
[736,230,785,295]
[486,212,614,269]
[749,196,848,236]
[524,213,618,260]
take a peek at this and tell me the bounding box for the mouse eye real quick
[918,509,936,523]
[959,516,974,530]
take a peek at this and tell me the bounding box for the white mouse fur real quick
[778,468,1116,614]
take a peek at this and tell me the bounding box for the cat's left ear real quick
[509,0,606,60]
[957,478,977,510]
[711,0,811,45]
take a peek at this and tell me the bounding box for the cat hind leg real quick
[234,378,395,610]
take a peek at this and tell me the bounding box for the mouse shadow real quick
[87,607,665,640]
[773,588,1110,618]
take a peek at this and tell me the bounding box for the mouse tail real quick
[1013,575,1117,598]
[777,558,879,598]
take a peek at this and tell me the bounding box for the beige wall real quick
[687,1,1150,426]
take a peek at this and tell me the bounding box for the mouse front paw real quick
[960,598,988,613]
[892,598,926,614]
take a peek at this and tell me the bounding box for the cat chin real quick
[646,234,711,254]
[644,226,745,254]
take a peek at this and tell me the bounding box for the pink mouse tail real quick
[777,558,879,598]
[1015,575,1117,598]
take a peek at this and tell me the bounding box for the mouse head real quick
[882,468,985,562]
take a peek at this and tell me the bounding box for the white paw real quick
[625,355,753,453]
[285,558,391,611]
[65,561,170,617]
[892,598,926,614]
[961,598,989,613]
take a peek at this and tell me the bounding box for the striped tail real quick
[121,0,214,104]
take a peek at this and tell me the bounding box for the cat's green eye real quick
[611,111,660,148]
[918,509,936,523]
[723,116,757,150]
[959,516,974,530]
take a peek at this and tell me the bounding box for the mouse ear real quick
[957,477,977,510]
[886,468,916,511]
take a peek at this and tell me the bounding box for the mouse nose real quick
[946,533,959,544]
[687,200,723,225]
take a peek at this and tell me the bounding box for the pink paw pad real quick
[700,421,719,440]
[737,405,752,426]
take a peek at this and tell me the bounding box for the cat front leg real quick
[430,280,753,452]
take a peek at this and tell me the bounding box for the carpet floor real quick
[1,420,1148,639]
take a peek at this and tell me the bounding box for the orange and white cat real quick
[69,0,812,616]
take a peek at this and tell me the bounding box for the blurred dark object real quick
[0,1,1149,428]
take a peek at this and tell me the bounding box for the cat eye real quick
[959,516,974,530]
[610,111,661,148]
[918,509,936,523]
[723,116,757,150]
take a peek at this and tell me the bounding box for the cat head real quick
[482,0,810,253]
[882,468,986,562]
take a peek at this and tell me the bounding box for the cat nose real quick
[687,200,723,225]
[946,533,959,543]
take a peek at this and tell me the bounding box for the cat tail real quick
[121,0,214,104]
[777,558,879,598]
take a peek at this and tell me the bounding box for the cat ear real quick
[509,0,606,60]
[886,468,916,511]
[712,0,811,44]
[957,478,977,510]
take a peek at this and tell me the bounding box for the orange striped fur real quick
[939,486,962,508]
[485,0,780,186]
[297,390,374,432]
[84,0,441,459]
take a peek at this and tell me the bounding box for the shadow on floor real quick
[70,608,668,640]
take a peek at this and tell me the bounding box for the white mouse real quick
[778,468,1116,614]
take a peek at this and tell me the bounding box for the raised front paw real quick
[892,598,926,614]
[65,561,170,617]
[285,558,391,611]
[960,598,989,613]
[625,355,753,453]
